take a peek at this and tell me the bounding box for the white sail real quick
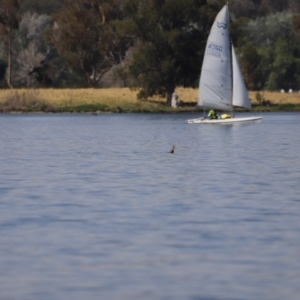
[186,4,263,124]
[232,45,251,109]
[198,5,232,111]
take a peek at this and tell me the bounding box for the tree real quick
[123,0,216,105]
[228,0,290,18]
[246,11,293,47]
[265,39,300,90]
[229,0,263,18]
[239,42,262,90]
[260,0,289,15]
[13,12,58,87]
[47,0,131,86]
[20,0,63,15]
[292,14,300,42]
[289,0,300,13]
[230,16,250,48]
[0,0,21,88]
[244,11,300,90]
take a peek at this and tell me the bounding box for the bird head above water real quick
[169,144,176,153]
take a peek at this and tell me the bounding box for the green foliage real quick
[230,17,249,47]
[124,0,214,104]
[255,91,265,105]
[229,0,262,19]
[229,0,290,18]
[59,103,109,113]
[12,13,56,87]
[238,42,262,90]
[292,14,300,41]
[20,0,63,15]
[0,0,21,30]
[265,39,300,90]
[246,11,293,46]
[48,0,130,86]
[1,0,300,93]
[242,11,300,90]
[0,0,22,88]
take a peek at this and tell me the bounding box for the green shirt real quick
[208,110,217,119]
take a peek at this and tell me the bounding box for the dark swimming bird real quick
[169,144,176,154]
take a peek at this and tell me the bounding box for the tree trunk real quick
[7,27,13,88]
[99,5,106,24]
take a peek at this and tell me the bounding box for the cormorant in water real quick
[169,144,176,153]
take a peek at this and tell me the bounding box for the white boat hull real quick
[185,116,263,124]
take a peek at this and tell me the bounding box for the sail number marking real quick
[207,43,223,57]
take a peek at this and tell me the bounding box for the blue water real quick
[0,112,299,300]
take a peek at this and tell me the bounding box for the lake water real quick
[0,112,299,300]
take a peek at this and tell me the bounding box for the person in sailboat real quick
[221,113,231,119]
[207,109,218,119]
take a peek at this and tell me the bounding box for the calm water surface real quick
[0,112,299,300]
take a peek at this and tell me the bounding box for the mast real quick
[230,42,234,118]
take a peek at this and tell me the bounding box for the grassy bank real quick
[0,88,299,113]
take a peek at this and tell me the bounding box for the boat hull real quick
[185,116,263,124]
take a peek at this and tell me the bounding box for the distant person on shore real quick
[171,93,179,108]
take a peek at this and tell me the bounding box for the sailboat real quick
[186,5,262,124]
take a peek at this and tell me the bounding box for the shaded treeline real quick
[0,0,300,104]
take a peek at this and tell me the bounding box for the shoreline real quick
[0,88,299,113]
[1,104,300,114]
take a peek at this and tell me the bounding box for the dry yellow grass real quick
[0,88,143,106]
[175,87,198,103]
[176,88,300,105]
[0,87,299,106]
[248,91,300,104]
[176,88,300,104]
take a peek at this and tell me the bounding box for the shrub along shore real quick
[0,88,300,113]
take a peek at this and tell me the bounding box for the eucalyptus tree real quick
[245,11,300,90]
[123,0,216,105]
[0,0,21,88]
[292,15,300,42]
[246,11,293,47]
[228,0,263,18]
[13,12,57,87]
[228,0,291,18]
[289,0,300,13]
[264,38,300,90]
[20,0,63,15]
[47,0,131,86]
[238,42,262,90]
